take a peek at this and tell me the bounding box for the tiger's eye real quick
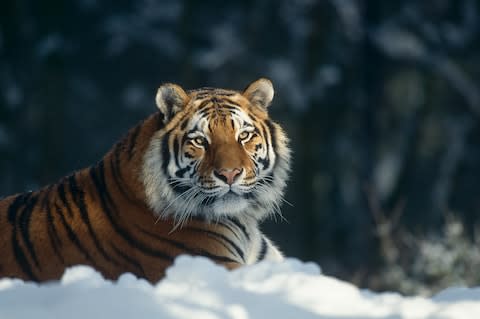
[238,131,251,141]
[193,137,206,146]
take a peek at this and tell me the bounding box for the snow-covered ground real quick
[1,256,479,319]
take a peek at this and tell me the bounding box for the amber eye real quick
[238,131,252,142]
[191,136,207,147]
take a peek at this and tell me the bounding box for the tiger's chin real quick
[210,192,250,217]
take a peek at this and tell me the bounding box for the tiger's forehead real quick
[183,91,253,132]
[189,89,247,109]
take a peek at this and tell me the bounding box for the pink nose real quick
[214,168,243,185]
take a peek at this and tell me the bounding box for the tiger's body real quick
[0,78,290,283]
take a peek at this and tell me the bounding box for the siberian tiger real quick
[0,78,291,283]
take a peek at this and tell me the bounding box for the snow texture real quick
[1,256,479,319]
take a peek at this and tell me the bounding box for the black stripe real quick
[8,193,38,281]
[55,203,96,264]
[222,98,241,107]
[171,181,190,195]
[258,121,274,169]
[247,111,258,122]
[197,99,212,112]
[198,108,213,118]
[210,97,220,105]
[186,127,199,136]
[41,186,53,210]
[228,217,250,241]
[138,227,196,252]
[127,125,141,160]
[111,243,146,277]
[96,160,117,209]
[139,228,240,264]
[173,138,180,167]
[44,190,64,263]
[8,193,29,224]
[57,182,73,217]
[220,104,241,112]
[263,172,275,186]
[181,133,190,148]
[196,249,239,264]
[68,174,121,267]
[161,132,171,175]
[265,120,278,152]
[180,118,189,130]
[186,226,245,262]
[258,156,270,170]
[217,221,242,241]
[110,146,136,204]
[175,166,190,178]
[89,165,174,262]
[257,237,268,261]
[18,193,40,269]
[157,111,165,128]
[217,92,237,97]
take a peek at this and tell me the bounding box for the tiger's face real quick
[172,96,275,216]
[143,79,290,225]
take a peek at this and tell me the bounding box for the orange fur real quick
[0,79,290,283]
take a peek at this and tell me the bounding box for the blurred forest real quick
[1,0,480,295]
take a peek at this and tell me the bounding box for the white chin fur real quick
[210,195,250,217]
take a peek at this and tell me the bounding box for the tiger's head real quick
[142,78,290,225]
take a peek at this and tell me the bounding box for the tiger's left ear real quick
[156,83,189,123]
[243,78,274,109]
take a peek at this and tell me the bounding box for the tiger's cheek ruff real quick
[251,121,291,220]
[142,130,201,219]
[142,130,178,217]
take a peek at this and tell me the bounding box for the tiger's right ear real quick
[156,83,189,123]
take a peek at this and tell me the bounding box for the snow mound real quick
[1,256,479,319]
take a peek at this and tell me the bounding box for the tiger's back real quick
[0,78,290,283]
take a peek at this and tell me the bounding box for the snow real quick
[1,256,479,319]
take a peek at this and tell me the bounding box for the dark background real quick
[1,0,480,295]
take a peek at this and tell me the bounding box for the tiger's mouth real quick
[167,178,260,218]
[196,185,256,208]
[202,184,256,199]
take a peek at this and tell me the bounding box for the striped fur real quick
[0,78,291,283]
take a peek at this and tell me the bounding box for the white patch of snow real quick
[1,256,480,319]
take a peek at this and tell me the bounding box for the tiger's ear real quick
[243,78,274,109]
[156,83,189,122]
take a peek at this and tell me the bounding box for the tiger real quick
[0,78,291,283]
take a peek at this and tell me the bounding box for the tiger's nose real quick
[214,168,243,185]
